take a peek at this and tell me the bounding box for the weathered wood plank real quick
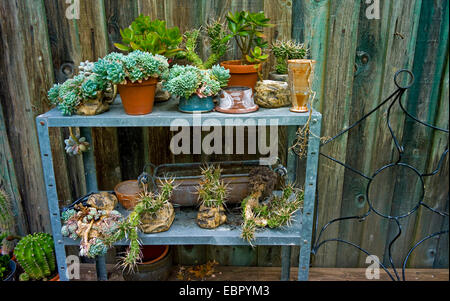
[359,0,423,268]
[313,0,361,267]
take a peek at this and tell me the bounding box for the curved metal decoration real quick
[293,70,449,281]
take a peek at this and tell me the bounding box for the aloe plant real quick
[115,15,184,59]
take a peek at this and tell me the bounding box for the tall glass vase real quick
[287,59,316,113]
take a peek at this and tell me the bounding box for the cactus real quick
[0,190,16,255]
[14,233,56,281]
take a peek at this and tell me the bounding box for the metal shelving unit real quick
[36,98,322,281]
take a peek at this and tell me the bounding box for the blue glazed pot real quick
[178,95,215,113]
[3,260,16,281]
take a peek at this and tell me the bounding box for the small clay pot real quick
[49,273,59,281]
[114,180,143,210]
[123,246,172,281]
[118,78,158,115]
[220,60,262,91]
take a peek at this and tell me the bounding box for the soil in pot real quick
[118,78,158,115]
[220,60,261,91]
[123,245,172,281]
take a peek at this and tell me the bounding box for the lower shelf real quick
[62,195,303,246]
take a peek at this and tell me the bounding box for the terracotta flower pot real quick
[220,60,262,91]
[123,246,172,281]
[118,78,158,115]
[49,274,59,281]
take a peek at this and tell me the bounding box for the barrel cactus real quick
[14,233,57,281]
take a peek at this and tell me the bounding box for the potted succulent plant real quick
[183,19,229,69]
[93,51,169,115]
[1,253,16,281]
[47,61,116,116]
[104,180,175,278]
[60,192,123,259]
[196,165,228,229]
[270,40,307,81]
[13,233,59,281]
[114,16,184,60]
[163,64,230,113]
[220,11,273,91]
[114,15,184,103]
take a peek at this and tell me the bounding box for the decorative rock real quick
[155,81,171,102]
[254,80,291,108]
[140,202,175,234]
[196,203,227,229]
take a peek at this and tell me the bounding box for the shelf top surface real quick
[63,203,303,247]
[38,96,321,127]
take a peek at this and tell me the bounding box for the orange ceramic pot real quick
[220,60,262,91]
[114,180,143,210]
[49,274,59,281]
[118,78,158,115]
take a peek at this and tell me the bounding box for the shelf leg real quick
[96,255,108,281]
[36,118,69,281]
[80,127,98,193]
[286,126,299,184]
[298,115,322,281]
[281,246,292,281]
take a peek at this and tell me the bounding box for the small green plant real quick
[225,11,273,65]
[0,254,11,280]
[47,72,108,116]
[196,165,228,208]
[93,50,169,85]
[272,40,307,74]
[104,180,175,272]
[14,233,57,281]
[184,20,230,69]
[115,15,184,59]
[163,65,230,99]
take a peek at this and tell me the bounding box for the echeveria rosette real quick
[97,50,169,85]
[47,73,108,116]
[164,64,230,99]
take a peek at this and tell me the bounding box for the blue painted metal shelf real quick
[36,97,322,281]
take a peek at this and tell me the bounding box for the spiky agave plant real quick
[14,233,57,281]
[104,179,175,272]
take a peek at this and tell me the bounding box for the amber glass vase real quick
[287,59,316,113]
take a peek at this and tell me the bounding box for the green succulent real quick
[225,11,274,65]
[184,20,230,69]
[196,165,228,208]
[272,40,307,74]
[115,15,184,59]
[163,64,229,99]
[47,73,109,116]
[14,233,56,281]
[95,50,169,85]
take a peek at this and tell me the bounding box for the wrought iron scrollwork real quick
[294,70,449,281]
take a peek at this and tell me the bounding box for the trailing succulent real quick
[103,180,175,272]
[13,233,56,281]
[272,40,307,74]
[93,50,169,85]
[184,20,230,69]
[61,203,123,258]
[115,15,184,59]
[48,72,108,116]
[163,64,230,99]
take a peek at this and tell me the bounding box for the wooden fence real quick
[0,0,448,268]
